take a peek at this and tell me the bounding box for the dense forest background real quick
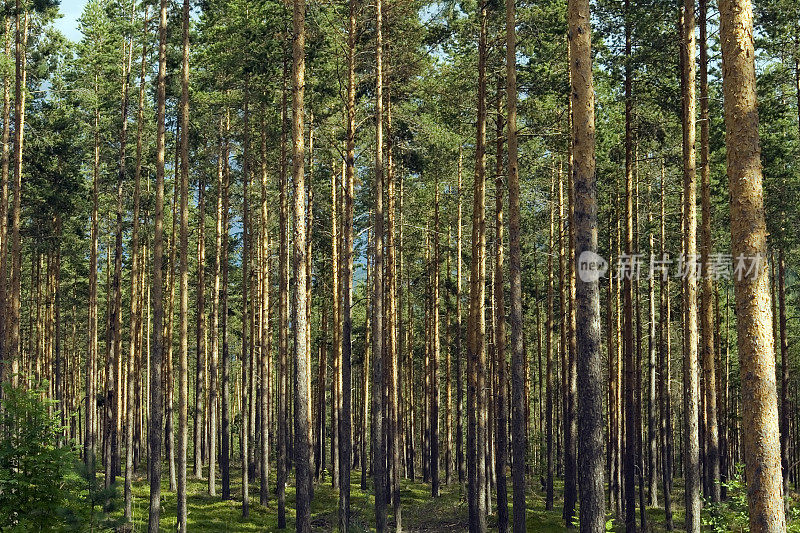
[0,0,797,531]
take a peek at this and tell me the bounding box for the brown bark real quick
[125,9,149,519]
[681,0,701,527]
[431,177,440,500]
[241,80,251,520]
[506,4,526,522]
[259,116,270,504]
[277,53,289,530]
[176,0,190,528]
[493,80,508,533]
[341,11,355,507]
[456,146,465,486]
[719,0,787,527]
[0,18,10,389]
[545,168,555,511]
[220,110,232,501]
[291,0,312,528]
[468,5,489,531]
[567,0,604,526]
[373,1,387,530]
[208,117,224,497]
[148,0,168,526]
[698,0,720,503]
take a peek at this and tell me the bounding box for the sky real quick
[54,0,87,42]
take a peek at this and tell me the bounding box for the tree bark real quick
[468,5,488,530]
[456,146,465,486]
[148,0,168,526]
[339,6,355,526]
[698,0,720,504]
[567,0,604,526]
[208,117,225,497]
[278,53,289,530]
[373,1,387,529]
[176,0,190,527]
[681,0,701,528]
[493,79,509,533]
[719,1,786,528]
[291,1,312,529]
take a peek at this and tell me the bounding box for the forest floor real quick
[116,467,796,532]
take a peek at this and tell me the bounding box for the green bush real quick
[0,381,120,532]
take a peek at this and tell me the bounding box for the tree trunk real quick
[0,18,10,393]
[456,146,464,486]
[339,5,355,525]
[176,0,191,526]
[468,5,488,530]
[291,1,312,529]
[208,117,225,497]
[125,10,150,519]
[545,168,555,512]
[720,0,787,527]
[259,113,271,505]
[680,0,701,527]
[220,111,232,501]
[241,79,251,520]
[373,1,387,529]
[278,53,289,530]
[431,177,440,501]
[567,0,604,526]
[148,0,168,526]
[698,0,720,504]
[86,71,100,472]
[492,76,508,533]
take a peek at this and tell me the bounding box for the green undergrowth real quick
[112,467,800,532]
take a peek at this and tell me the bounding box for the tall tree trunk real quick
[719,0,787,528]
[0,19,10,390]
[165,130,179,493]
[373,1,387,529]
[622,2,637,528]
[505,7,527,526]
[195,166,207,481]
[567,0,604,526]
[779,251,789,493]
[431,177,440,500]
[339,2,356,527]
[86,72,100,472]
[148,0,168,526]
[468,4,488,530]
[545,168,555,511]
[208,118,225,497]
[385,62,402,532]
[647,188,658,509]
[8,0,28,392]
[110,23,134,487]
[176,0,191,526]
[291,1,312,529]
[493,80,508,533]
[125,10,150,519]
[241,79,251,520]
[563,64,578,531]
[259,114,271,505]
[278,54,289,530]
[456,146,465,486]
[681,0,701,527]
[220,111,232,501]
[698,0,720,504]
[332,152,340,492]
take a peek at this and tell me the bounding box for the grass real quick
[110,466,799,532]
